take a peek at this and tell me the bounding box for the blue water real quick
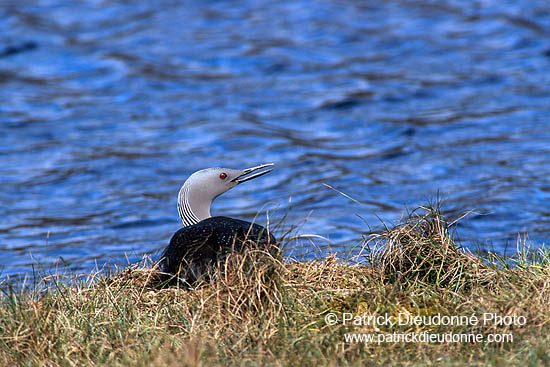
[1,0,549,282]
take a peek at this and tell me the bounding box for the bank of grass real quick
[1,206,549,366]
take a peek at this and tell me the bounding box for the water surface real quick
[1,0,549,281]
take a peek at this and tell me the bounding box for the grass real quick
[1,205,549,366]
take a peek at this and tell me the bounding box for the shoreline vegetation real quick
[1,205,549,366]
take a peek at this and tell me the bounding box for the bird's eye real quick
[219,172,227,180]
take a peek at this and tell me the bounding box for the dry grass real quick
[1,205,549,366]
[369,204,497,291]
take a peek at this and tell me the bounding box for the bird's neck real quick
[177,182,212,227]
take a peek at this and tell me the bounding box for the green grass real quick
[1,205,549,366]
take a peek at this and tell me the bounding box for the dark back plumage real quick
[158,216,276,283]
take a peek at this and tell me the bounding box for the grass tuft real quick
[368,204,496,291]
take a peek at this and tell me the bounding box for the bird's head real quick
[178,163,273,226]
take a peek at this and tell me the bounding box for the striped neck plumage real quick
[177,181,211,227]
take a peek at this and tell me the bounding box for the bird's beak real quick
[232,163,274,184]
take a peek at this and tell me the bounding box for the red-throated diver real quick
[158,163,276,283]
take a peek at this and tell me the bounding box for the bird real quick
[157,163,277,284]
